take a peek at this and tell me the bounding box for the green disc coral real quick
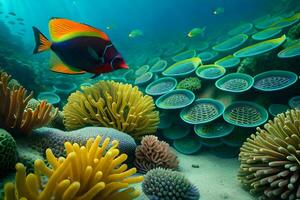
[0,129,17,175]
[194,120,235,139]
[278,41,300,58]
[221,131,249,148]
[135,65,150,76]
[199,138,222,147]
[196,64,226,80]
[37,92,61,105]
[134,71,153,86]
[162,123,191,140]
[213,34,248,52]
[228,23,253,35]
[223,101,269,127]
[53,82,77,95]
[180,98,225,125]
[215,73,254,93]
[268,104,290,117]
[156,89,195,110]
[176,77,201,92]
[158,111,173,129]
[253,70,298,92]
[162,57,201,77]
[255,16,283,29]
[197,51,218,63]
[149,59,168,73]
[173,134,202,155]
[252,27,282,41]
[172,49,196,62]
[146,77,177,96]
[214,55,241,69]
[234,35,286,57]
[288,96,300,109]
[270,12,300,29]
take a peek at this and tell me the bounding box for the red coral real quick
[134,135,179,173]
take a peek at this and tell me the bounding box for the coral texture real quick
[18,127,137,164]
[4,135,144,200]
[238,109,300,200]
[0,72,57,136]
[134,135,178,173]
[63,80,159,139]
[142,168,200,200]
[176,77,201,92]
[0,129,17,176]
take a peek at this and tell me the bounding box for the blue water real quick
[0,0,295,52]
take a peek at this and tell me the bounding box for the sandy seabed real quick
[136,149,255,200]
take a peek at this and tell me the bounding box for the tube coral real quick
[4,135,144,200]
[63,80,159,139]
[0,72,57,136]
[238,109,300,200]
[134,135,179,173]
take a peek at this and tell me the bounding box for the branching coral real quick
[143,168,200,200]
[4,135,144,200]
[63,80,159,139]
[19,127,137,164]
[176,77,201,92]
[134,135,178,173]
[238,109,300,200]
[0,72,57,136]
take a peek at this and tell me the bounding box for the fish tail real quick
[32,26,52,54]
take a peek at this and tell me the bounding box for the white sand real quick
[136,149,256,200]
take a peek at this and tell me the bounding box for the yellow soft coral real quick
[63,80,159,139]
[4,136,144,200]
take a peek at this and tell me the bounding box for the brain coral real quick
[238,109,300,200]
[134,135,179,173]
[63,80,159,139]
[176,77,201,92]
[0,129,17,176]
[18,127,137,164]
[143,168,200,200]
[4,135,144,200]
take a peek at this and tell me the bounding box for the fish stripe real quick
[49,18,110,42]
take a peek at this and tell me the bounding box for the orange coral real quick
[134,135,179,173]
[0,72,57,136]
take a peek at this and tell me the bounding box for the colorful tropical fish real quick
[32,18,128,78]
[188,27,206,38]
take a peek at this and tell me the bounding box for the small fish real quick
[106,26,112,30]
[32,18,128,78]
[8,21,15,25]
[19,22,24,25]
[17,17,24,21]
[213,7,225,15]
[188,27,206,38]
[8,12,16,16]
[128,29,143,38]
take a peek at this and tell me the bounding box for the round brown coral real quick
[135,135,179,173]
[238,109,300,200]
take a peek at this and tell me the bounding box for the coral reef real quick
[134,135,178,173]
[0,72,57,136]
[4,135,144,200]
[238,109,300,200]
[17,146,44,173]
[63,80,159,139]
[17,127,137,164]
[142,168,200,200]
[176,77,201,92]
[0,129,17,176]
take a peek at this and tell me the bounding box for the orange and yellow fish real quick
[33,18,128,78]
